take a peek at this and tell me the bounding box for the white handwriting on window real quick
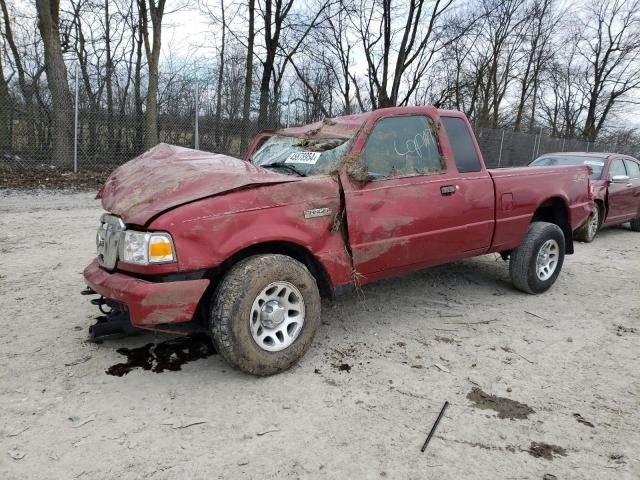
[394,129,435,159]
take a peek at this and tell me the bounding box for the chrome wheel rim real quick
[587,208,599,239]
[536,239,559,281]
[250,281,305,352]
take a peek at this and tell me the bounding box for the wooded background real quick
[1,0,639,170]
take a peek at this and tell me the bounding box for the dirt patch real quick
[573,413,595,428]
[615,324,637,336]
[2,191,640,478]
[0,164,109,191]
[106,333,215,376]
[466,387,535,420]
[434,335,455,343]
[528,441,567,460]
[333,363,352,373]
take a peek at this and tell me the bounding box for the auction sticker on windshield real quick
[285,152,321,164]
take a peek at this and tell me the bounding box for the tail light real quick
[588,178,594,201]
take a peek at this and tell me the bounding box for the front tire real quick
[575,204,602,242]
[509,222,566,294]
[209,254,321,376]
[630,218,640,232]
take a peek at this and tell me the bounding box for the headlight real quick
[120,231,175,265]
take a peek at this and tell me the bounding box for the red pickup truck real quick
[84,106,593,375]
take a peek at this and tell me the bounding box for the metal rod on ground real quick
[194,82,199,150]
[73,61,79,173]
[421,401,449,453]
[497,130,505,168]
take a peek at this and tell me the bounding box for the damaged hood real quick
[99,143,300,225]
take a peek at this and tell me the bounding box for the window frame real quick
[623,159,640,179]
[608,158,628,180]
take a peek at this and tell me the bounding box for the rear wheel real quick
[209,254,321,376]
[509,222,566,294]
[575,204,602,242]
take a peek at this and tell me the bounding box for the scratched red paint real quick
[84,107,594,329]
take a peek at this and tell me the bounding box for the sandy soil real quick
[0,190,639,480]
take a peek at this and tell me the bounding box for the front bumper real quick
[83,259,209,327]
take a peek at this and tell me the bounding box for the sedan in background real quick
[530,153,640,242]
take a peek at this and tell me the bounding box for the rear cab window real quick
[440,116,482,173]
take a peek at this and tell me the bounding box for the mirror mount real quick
[610,175,630,184]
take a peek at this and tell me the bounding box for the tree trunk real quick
[257,55,275,129]
[257,0,278,129]
[240,0,255,153]
[138,0,166,149]
[0,41,11,156]
[1,0,38,158]
[145,59,160,147]
[134,19,144,154]
[104,0,114,154]
[214,0,226,149]
[36,0,74,167]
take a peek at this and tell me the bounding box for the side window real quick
[623,160,640,179]
[609,159,627,179]
[441,117,482,172]
[362,115,443,179]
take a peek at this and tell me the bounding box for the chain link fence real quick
[1,76,639,174]
[475,127,638,168]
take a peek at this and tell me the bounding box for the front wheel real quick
[209,254,321,376]
[630,218,640,232]
[509,222,566,294]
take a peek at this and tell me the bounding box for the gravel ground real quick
[0,190,639,480]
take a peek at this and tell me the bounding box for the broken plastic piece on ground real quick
[88,311,142,341]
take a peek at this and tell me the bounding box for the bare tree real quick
[0,32,10,155]
[256,0,334,128]
[137,0,166,148]
[579,0,640,141]
[513,0,558,132]
[2,0,45,157]
[352,0,468,109]
[240,0,255,151]
[36,0,74,166]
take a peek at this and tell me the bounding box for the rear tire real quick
[575,204,602,242]
[209,254,321,376]
[509,222,566,294]
[630,218,640,232]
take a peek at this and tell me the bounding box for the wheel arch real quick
[212,241,334,299]
[531,197,574,254]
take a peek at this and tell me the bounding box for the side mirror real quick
[610,175,630,183]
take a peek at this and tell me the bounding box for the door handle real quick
[440,185,457,196]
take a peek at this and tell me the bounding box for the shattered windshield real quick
[530,155,605,179]
[251,135,350,176]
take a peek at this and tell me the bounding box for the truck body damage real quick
[84,106,593,342]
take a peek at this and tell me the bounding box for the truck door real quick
[341,112,494,277]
